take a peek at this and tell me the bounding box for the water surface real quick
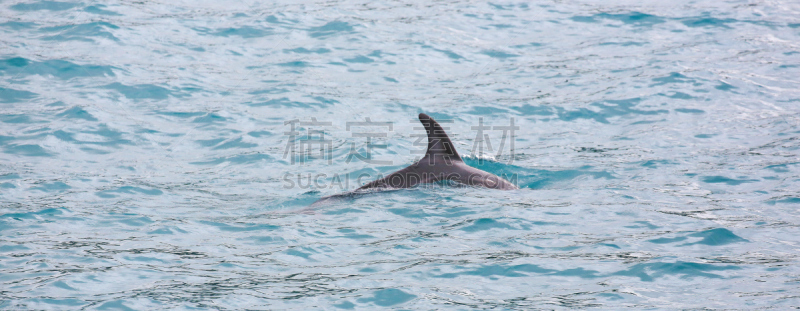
[2,0,800,309]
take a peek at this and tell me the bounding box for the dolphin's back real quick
[356,113,518,191]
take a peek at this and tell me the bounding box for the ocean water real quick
[2,0,800,309]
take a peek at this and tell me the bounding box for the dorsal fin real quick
[419,113,462,162]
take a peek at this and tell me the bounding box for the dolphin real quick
[311,113,518,206]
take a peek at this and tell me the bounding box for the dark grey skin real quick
[311,113,518,206]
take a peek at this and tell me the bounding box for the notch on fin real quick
[419,113,462,162]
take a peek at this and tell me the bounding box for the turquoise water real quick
[2,0,800,309]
